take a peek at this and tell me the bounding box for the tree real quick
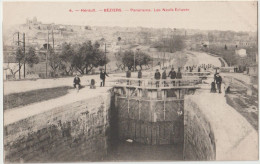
[121,50,152,70]
[114,51,125,70]
[153,35,186,53]
[60,43,75,75]
[15,47,24,78]
[13,46,39,78]
[5,63,20,79]
[122,50,135,70]
[72,41,108,74]
[25,47,39,67]
[48,48,62,76]
[136,51,152,69]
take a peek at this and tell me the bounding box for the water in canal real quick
[104,139,183,161]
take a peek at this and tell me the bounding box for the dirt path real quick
[224,75,258,131]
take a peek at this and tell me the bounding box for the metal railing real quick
[182,72,211,76]
[113,77,201,89]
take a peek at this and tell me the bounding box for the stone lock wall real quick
[4,92,111,162]
[183,96,216,161]
[184,93,258,161]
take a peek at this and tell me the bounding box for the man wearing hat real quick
[168,68,176,86]
[215,73,222,93]
[100,69,109,87]
[126,69,131,85]
[162,69,167,86]
[138,69,142,86]
[154,69,161,87]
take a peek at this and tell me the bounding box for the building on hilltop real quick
[235,49,247,57]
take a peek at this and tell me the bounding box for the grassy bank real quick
[4,86,74,110]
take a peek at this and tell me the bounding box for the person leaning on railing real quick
[162,69,167,87]
[154,69,161,87]
[176,68,182,86]
[168,68,176,86]
[126,69,131,85]
[138,69,142,86]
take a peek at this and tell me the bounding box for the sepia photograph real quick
[1,0,259,162]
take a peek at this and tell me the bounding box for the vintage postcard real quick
[1,0,259,162]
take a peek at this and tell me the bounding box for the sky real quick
[2,1,258,32]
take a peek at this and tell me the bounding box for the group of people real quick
[72,64,222,93]
[154,68,182,87]
[185,64,214,72]
[125,68,183,87]
[233,66,247,73]
[73,69,109,90]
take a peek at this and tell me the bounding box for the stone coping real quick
[4,86,112,126]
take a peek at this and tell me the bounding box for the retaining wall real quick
[183,96,216,160]
[184,93,258,160]
[4,91,112,162]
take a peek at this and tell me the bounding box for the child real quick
[90,79,96,89]
[210,81,216,93]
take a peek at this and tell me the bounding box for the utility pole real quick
[23,33,25,79]
[134,50,136,72]
[52,29,54,50]
[46,31,49,78]
[137,48,140,71]
[17,32,21,79]
[105,43,107,72]
[152,52,154,71]
[163,38,165,68]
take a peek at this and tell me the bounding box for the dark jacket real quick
[154,72,161,80]
[138,71,142,78]
[168,71,176,79]
[214,73,217,82]
[176,72,182,79]
[126,71,131,78]
[162,71,167,79]
[215,76,222,84]
[100,71,108,80]
[74,77,80,84]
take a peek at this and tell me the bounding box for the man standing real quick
[154,69,161,87]
[168,68,176,79]
[189,66,193,72]
[138,69,142,86]
[168,68,176,86]
[215,73,222,93]
[126,69,131,85]
[198,67,201,72]
[214,68,218,82]
[100,69,109,87]
[176,68,182,79]
[162,69,167,86]
[176,68,182,86]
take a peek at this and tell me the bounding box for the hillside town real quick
[3,17,257,80]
